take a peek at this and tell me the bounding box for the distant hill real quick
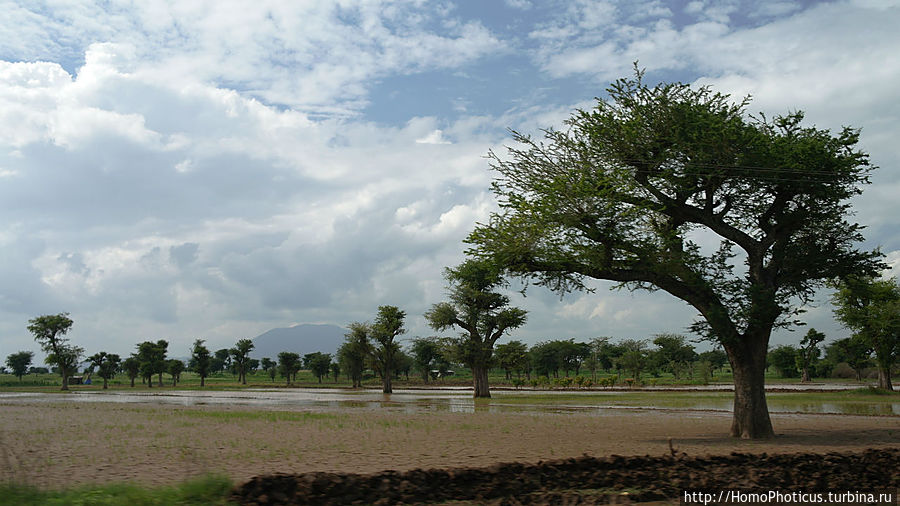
[251,324,346,360]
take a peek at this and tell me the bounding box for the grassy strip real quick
[0,474,234,506]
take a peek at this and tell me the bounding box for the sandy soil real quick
[1,401,898,489]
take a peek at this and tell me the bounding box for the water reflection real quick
[0,388,897,416]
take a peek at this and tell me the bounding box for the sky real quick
[1,0,899,361]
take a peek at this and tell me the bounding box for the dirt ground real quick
[1,401,898,490]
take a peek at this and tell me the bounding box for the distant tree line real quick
[6,300,897,391]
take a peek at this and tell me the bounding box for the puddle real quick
[1,388,898,416]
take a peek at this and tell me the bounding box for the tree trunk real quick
[800,367,811,383]
[201,376,205,387]
[130,377,135,387]
[383,367,393,393]
[473,364,491,398]
[727,339,775,439]
[158,373,164,387]
[877,367,893,390]
[60,367,69,391]
[103,378,108,389]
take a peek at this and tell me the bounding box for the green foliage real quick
[230,338,255,384]
[135,340,168,387]
[190,339,212,386]
[465,68,881,436]
[768,345,799,378]
[425,258,528,397]
[371,305,406,392]
[616,340,649,381]
[339,323,371,388]
[122,356,141,387]
[832,276,900,388]
[277,351,301,385]
[211,348,231,374]
[0,474,233,506]
[27,313,78,389]
[795,328,825,381]
[494,340,530,379]
[303,352,332,383]
[409,336,443,383]
[697,349,728,376]
[260,357,277,382]
[88,352,121,389]
[651,334,697,380]
[5,351,34,381]
[167,359,185,386]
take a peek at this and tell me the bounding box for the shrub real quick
[830,362,857,379]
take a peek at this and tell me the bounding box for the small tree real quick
[339,323,371,388]
[371,305,406,394]
[652,334,697,380]
[89,352,121,390]
[278,352,301,386]
[828,337,871,381]
[27,313,76,390]
[330,361,340,382]
[495,340,529,381]
[425,260,527,398]
[168,359,185,386]
[616,339,648,382]
[698,349,729,377]
[832,277,900,390]
[260,357,277,382]
[190,339,212,387]
[304,352,332,384]
[136,340,168,387]
[230,339,255,385]
[122,356,141,387]
[6,351,34,381]
[211,348,231,374]
[796,328,825,382]
[530,341,562,379]
[768,345,799,378]
[410,337,441,383]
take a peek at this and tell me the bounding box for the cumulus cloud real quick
[2,1,505,115]
[1,0,898,358]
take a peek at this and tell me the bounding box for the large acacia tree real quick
[467,71,880,438]
[27,313,77,391]
[425,259,527,398]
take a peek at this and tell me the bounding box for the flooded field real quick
[2,386,898,416]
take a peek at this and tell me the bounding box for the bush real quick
[831,362,857,379]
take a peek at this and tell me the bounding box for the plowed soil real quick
[1,400,898,496]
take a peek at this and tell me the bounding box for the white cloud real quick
[2,1,504,116]
[415,129,452,144]
[1,0,898,358]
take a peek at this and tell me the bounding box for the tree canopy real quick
[425,259,527,398]
[27,313,77,390]
[832,277,900,390]
[466,69,880,438]
[6,351,34,381]
[371,305,406,394]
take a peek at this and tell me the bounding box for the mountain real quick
[251,324,346,360]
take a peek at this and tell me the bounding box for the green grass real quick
[0,475,234,506]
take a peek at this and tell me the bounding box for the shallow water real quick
[1,388,898,416]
